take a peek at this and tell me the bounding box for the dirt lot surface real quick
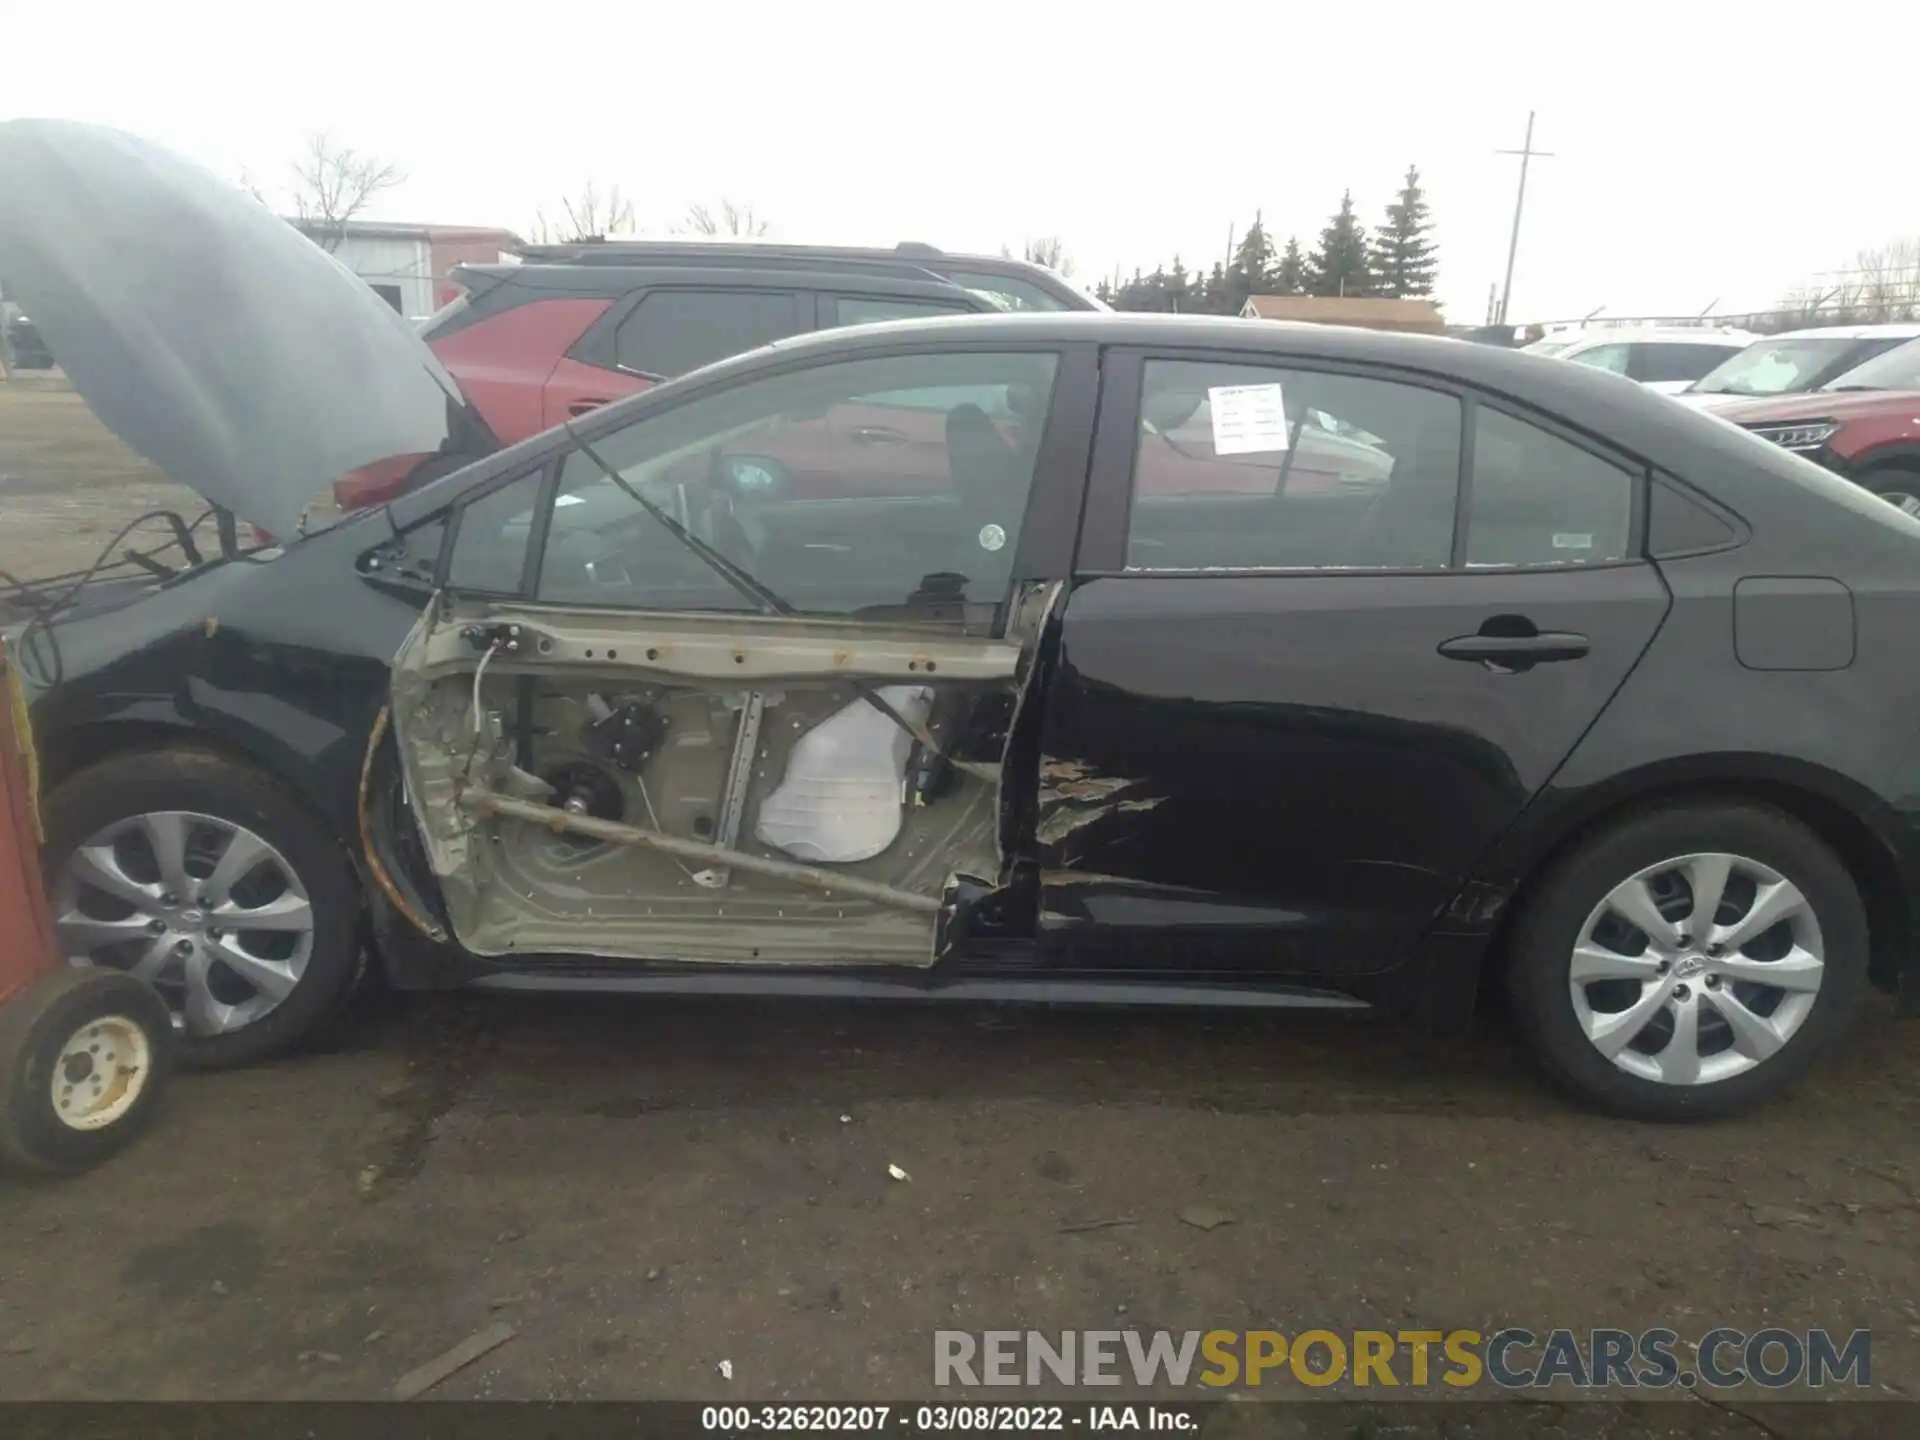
[0,375,201,581]
[2,377,1918,1435]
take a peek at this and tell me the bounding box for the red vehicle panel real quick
[541,354,653,432]
[427,296,615,446]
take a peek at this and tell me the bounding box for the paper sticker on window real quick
[1208,384,1290,455]
[1552,532,1593,550]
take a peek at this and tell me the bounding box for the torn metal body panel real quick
[1035,757,1164,851]
[388,594,1053,967]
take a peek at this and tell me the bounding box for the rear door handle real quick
[1438,631,1590,667]
[568,398,612,417]
[850,425,908,445]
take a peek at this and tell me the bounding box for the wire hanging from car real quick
[6,507,216,692]
[470,639,500,733]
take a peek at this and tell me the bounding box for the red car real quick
[1712,337,1920,511]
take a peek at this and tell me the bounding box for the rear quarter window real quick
[1465,409,1634,567]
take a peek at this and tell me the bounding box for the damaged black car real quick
[6,120,1920,1119]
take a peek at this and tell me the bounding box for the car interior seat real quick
[944,402,1028,596]
[1342,453,1456,569]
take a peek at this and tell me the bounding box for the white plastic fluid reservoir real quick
[753,686,934,863]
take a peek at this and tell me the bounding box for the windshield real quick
[1523,339,1572,356]
[1691,338,1865,396]
[1821,336,1920,392]
[939,269,1075,313]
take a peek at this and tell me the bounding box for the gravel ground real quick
[0,375,201,582]
[1,377,1917,1435]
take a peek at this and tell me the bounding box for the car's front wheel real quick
[1859,464,1920,517]
[42,749,363,1069]
[1507,801,1868,1119]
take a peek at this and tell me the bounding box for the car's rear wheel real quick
[1859,464,1920,516]
[42,749,362,1069]
[1507,801,1867,1119]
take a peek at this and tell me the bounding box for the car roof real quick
[593,310,1783,452]
[1768,321,1920,341]
[732,311,1751,399]
[449,260,990,303]
[515,238,1049,278]
[502,240,1101,310]
[1554,327,1759,348]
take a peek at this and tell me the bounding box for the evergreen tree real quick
[1305,192,1372,298]
[1166,256,1191,312]
[1226,213,1275,313]
[1270,237,1307,296]
[1112,267,1151,312]
[1369,165,1438,298]
[1093,277,1115,306]
[1204,261,1228,314]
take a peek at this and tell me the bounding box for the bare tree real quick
[1765,235,1920,330]
[531,182,636,244]
[1010,236,1074,276]
[1853,237,1920,321]
[291,133,404,252]
[676,200,771,238]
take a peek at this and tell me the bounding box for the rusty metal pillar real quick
[0,636,57,1007]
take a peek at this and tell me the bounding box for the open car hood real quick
[0,119,471,540]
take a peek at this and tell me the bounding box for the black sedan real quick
[6,121,1919,1118]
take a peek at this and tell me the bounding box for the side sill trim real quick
[465,970,1370,1009]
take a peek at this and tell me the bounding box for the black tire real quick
[1858,465,1920,514]
[41,748,362,1070]
[1507,801,1868,1120]
[0,968,174,1173]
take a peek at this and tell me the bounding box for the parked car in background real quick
[10,120,1920,1122]
[1675,323,1920,412]
[1525,328,1759,394]
[417,242,1097,443]
[354,245,1098,517]
[1712,337,1920,510]
[3,310,53,368]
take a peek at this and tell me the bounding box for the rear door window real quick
[1631,342,1740,385]
[1125,359,1463,571]
[612,289,803,377]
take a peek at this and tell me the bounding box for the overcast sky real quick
[11,1,1916,323]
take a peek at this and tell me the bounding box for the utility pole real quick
[1495,111,1554,326]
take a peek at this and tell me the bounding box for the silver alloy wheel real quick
[1886,491,1920,517]
[52,811,314,1037]
[1570,852,1825,1086]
